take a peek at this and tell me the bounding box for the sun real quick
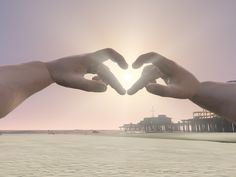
[122,71,134,90]
[123,72,133,82]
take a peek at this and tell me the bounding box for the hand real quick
[128,52,200,99]
[46,48,128,95]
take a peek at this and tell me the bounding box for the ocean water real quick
[0,134,236,177]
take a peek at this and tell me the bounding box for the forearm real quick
[190,81,236,122]
[0,61,53,118]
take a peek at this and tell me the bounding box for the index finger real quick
[127,76,148,95]
[93,48,128,69]
[127,66,162,95]
[132,52,177,75]
[97,64,126,95]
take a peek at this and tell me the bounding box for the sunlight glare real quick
[122,71,134,90]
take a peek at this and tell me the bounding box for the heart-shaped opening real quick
[121,70,136,90]
[102,60,141,90]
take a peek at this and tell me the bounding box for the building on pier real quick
[120,114,173,133]
[120,110,236,133]
[179,110,236,132]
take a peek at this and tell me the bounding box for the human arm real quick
[0,48,128,118]
[0,61,53,118]
[128,52,236,122]
[190,82,236,122]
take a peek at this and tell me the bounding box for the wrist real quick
[43,61,55,84]
[190,81,212,101]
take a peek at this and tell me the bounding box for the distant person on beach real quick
[0,48,128,118]
[128,52,236,123]
[0,49,235,123]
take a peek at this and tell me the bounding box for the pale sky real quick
[0,0,236,130]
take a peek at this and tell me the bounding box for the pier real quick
[120,110,236,133]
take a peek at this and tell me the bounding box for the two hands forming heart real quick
[46,48,200,99]
[1,48,236,122]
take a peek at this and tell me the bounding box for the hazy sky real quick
[1,0,236,130]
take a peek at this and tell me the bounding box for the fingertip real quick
[127,89,131,95]
[92,76,100,81]
[92,76,108,86]
[118,89,126,95]
[97,84,107,92]
[146,83,156,91]
[121,63,129,70]
[127,90,133,95]
[132,63,137,68]
[145,85,152,94]
[127,89,136,95]
[132,62,140,69]
[145,87,153,95]
[145,83,168,97]
[113,85,126,95]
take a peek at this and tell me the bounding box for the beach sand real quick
[94,131,236,143]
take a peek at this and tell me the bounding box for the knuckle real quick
[167,60,178,69]
[167,59,176,65]
[147,52,158,59]
[143,65,152,72]
[97,64,110,73]
[99,63,108,69]
[87,56,96,62]
[143,65,156,73]
[87,59,99,73]
[149,52,157,56]
[104,48,115,53]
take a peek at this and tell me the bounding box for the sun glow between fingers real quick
[103,60,140,91]
[122,71,135,90]
[123,72,133,82]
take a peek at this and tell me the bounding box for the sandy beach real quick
[1,133,236,177]
[2,130,236,143]
[93,131,236,143]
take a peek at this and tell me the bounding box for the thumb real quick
[145,83,173,97]
[92,75,108,86]
[77,77,107,92]
[56,75,107,92]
